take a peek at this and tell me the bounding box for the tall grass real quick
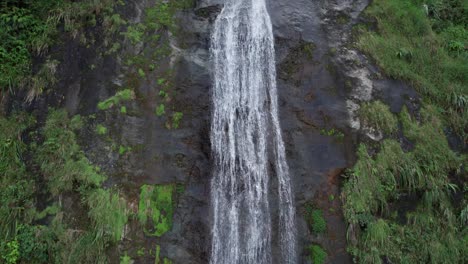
[357,0,467,140]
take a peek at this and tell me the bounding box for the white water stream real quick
[210,0,297,263]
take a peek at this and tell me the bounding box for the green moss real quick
[359,100,398,134]
[305,205,327,234]
[120,106,127,114]
[96,124,107,135]
[311,210,326,234]
[320,128,344,139]
[172,112,183,129]
[120,252,132,264]
[156,104,166,117]
[308,244,327,264]
[138,68,146,78]
[138,184,175,237]
[98,89,134,110]
[119,145,132,155]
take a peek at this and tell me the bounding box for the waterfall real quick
[210,0,297,263]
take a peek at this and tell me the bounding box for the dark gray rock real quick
[14,0,424,263]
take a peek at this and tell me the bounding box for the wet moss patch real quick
[138,184,183,237]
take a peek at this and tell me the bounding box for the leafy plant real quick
[172,112,183,129]
[308,244,327,264]
[96,124,107,135]
[156,104,165,116]
[138,184,175,237]
[98,89,134,110]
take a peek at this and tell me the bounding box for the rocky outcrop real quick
[13,0,424,263]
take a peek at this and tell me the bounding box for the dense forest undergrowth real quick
[342,0,467,263]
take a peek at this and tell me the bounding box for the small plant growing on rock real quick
[120,252,132,264]
[98,89,134,110]
[359,101,398,135]
[96,124,107,135]
[308,244,327,264]
[311,210,327,234]
[172,112,183,129]
[138,68,145,78]
[305,204,327,234]
[156,104,165,116]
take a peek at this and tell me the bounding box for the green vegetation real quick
[120,252,132,264]
[119,145,132,155]
[0,0,124,98]
[307,244,327,264]
[343,1,467,263]
[138,68,146,78]
[311,210,327,234]
[305,205,327,234]
[96,124,107,135]
[0,109,129,263]
[121,106,127,114]
[98,89,134,110]
[356,0,467,140]
[343,107,465,262]
[358,101,398,134]
[138,184,176,237]
[156,104,166,116]
[172,112,183,129]
[320,128,345,139]
[303,42,316,59]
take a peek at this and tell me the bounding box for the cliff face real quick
[3,0,428,263]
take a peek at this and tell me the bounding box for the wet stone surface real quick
[19,0,425,263]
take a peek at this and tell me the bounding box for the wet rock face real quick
[26,0,422,263]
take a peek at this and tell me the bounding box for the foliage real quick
[172,112,183,129]
[0,1,60,91]
[0,108,131,263]
[358,101,398,134]
[35,109,106,195]
[156,104,166,116]
[96,124,107,135]
[307,244,327,264]
[311,210,327,234]
[357,0,467,140]
[342,105,465,262]
[120,252,132,264]
[85,189,128,243]
[0,0,122,97]
[320,128,344,139]
[0,113,35,242]
[98,89,134,110]
[305,205,327,234]
[138,184,176,237]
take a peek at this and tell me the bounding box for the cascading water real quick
[210,0,297,263]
